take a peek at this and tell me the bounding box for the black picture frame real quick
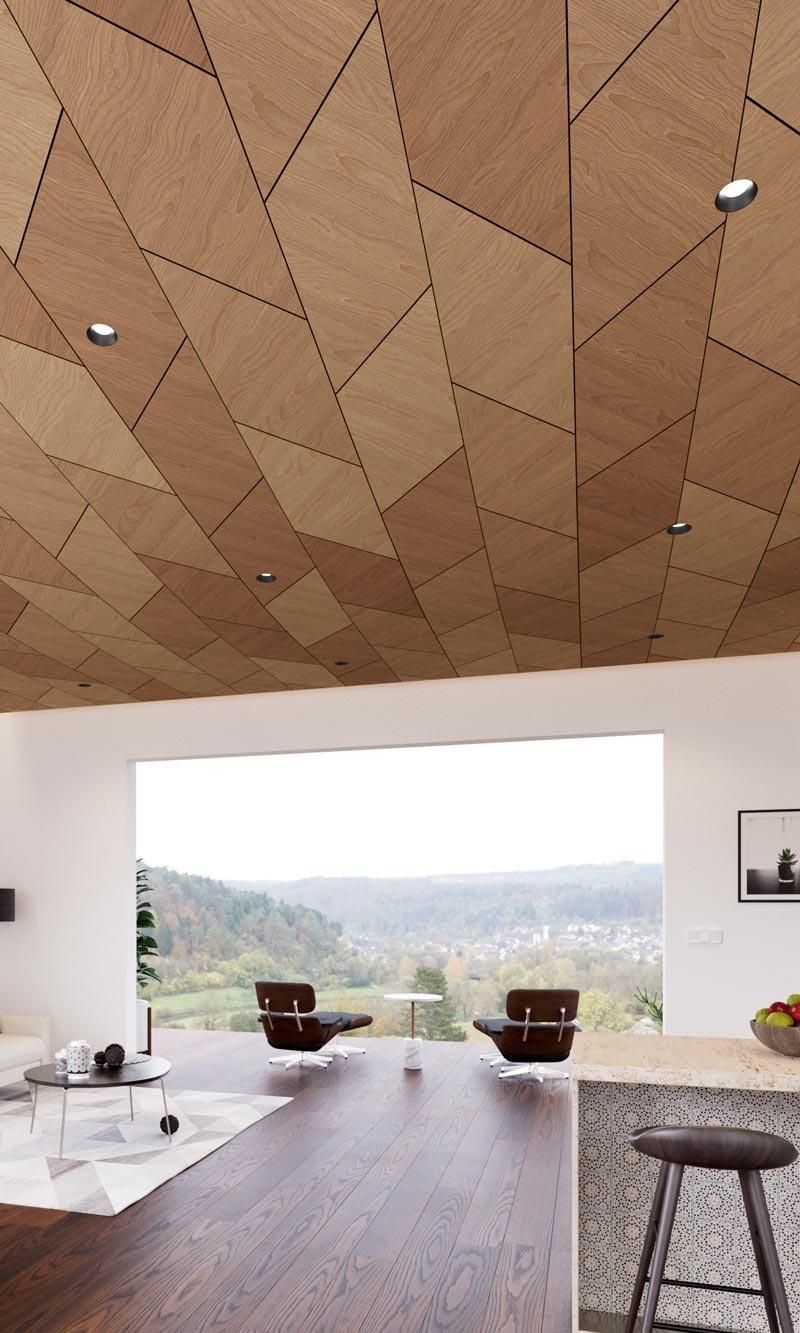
[739,809,800,902]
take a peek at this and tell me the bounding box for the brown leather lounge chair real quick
[255,981,373,1071]
[473,988,580,1082]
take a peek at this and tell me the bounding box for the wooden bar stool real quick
[625,1124,797,1333]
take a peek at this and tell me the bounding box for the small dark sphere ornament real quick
[104,1042,125,1069]
[93,1050,107,1067]
[160,1114,180,1136]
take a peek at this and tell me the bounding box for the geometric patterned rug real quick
[0,1083,290,1215]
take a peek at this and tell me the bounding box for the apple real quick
[767,1011,795,1027]
[788,993,800,1005]
[769,1002,791,1014]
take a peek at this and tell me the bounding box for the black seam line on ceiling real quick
[48,453,179,499]
[410,180,571,268]
[130,337,186,431]
[0,332,78,369]
[746,96,800,141]
[577,410,695,490]
[568,0,680,125]
[564,0,581,666]
[231,420,360,469]
[707,337,800,393]
[265,8,378,204]
[374,7,505,672]
[141,250,304,321]
[450,382,574,437]
[65,1,214,77]
[582,592,668,630]
[13,108,62,267]
[53,503,89,561]
[688,0,774,633]
[335,284,431,392]
[574,223,725,353]
[0,21,181,504]
[476,503,578,605]
[183,0,306,316]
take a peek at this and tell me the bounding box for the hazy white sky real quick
[136,734,663,881]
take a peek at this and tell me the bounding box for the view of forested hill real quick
[141,862,662,1037]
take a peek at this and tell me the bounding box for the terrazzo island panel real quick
[571,1035,800,1333]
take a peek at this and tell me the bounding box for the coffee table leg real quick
[129,1087,134,1121]
[59,1089,67,1160]
[160,1079,172,1143]
[410,1001,416,1040]
[29,1083,38,1134]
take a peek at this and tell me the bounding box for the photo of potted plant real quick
[778,848,798,888]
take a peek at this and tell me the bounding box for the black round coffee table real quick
[25,1057,172,1158]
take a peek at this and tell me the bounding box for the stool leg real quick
[625,1162,669,1333]
[739,1171,794,1333]
[738,1170,780,1333]
[639,1162,684,1333]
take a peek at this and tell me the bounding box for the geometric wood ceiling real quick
[0,0,798,710]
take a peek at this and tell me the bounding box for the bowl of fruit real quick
[751,994,800,1056]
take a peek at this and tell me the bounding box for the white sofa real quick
[0,1014,51,1086]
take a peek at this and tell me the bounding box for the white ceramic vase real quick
[66,1039,91,1074]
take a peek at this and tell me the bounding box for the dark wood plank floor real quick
[0,1032,571,1332]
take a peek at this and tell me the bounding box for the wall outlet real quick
[686,928,724,945]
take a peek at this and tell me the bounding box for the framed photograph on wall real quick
[739,810,800,902]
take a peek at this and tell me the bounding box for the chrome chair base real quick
[497,1062,570,1082]
[269,1051,332,1071]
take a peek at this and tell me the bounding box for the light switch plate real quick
[686,928,724,945]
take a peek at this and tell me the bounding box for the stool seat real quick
[631,1124,798,1172]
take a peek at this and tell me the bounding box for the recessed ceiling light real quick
[666,521,692,535]
[714,178,758,213]
[86,322,118,347]
[77,682,91,688]
[647,633,665,641]
[255,571,277,584]
[334,660,349,667]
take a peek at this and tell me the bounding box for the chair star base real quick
[497,1062,571,1082]
[268,1051,332,1071]
[328,1042,367,1059]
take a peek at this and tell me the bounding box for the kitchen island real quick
[571,1032,800,1332]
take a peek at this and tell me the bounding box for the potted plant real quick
[778,848,798,888]
[633,986,663,1034]
[136,861,160,1053]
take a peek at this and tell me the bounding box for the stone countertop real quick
[572,1031,800,1092]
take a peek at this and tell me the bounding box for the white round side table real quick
[383,992,442,1068]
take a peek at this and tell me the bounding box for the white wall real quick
[0,652,797,1052]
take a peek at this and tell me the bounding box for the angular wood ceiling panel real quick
[414,551,498,635]
[481,512,578,603]
[711,103,800,387]
[382,452,483,587]
[243,429,394,558]
[457,387,576,536]
[0,0,60,262]
[54,462,232,576]
[669,482,775,585]
[686,340,800,512]
[73,0,212,70]
[0,249,77,362]
[575,232,720,481]
[268,18,429,388]
[577,416,692,569]
[748,0,800,132]
[417,186,573,429]
[0,338,169,489]
[1,0,798,708]
[17,118,185,425]
[659,568,747,630]
[147,257,355,463]
[571,0,759,344]
[193,0,372,194]
[0,403,86,555]
[133,343,260,533]
[567,0,673,118]
[380,0,569,258]
[7,0,299,309]
[299,537,420,618]
[338,291,462,509]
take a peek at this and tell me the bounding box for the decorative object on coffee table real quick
[54,1049,67,1074]
[93,1049,106,1066]
[740,810,800,901]
[66,1039,91,1079]
[104,1043,125,1069]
